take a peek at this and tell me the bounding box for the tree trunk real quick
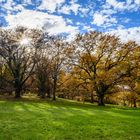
[41,87,46,98]
[133,99,137,108]
[47,92,51,98]
[131,100,132,107]
[52,79,57,100]
[38,82,46,98]
[123,99,126,106]
[14,77,22,98]
[90,92,94,103]
[15,87,21,98]
[41,91,45,98]
[46,86,51,98]
[98,94,105,106]
[52,90,56,100]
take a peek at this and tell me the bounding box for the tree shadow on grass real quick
[0,96,140,119]
[0,98,140,140]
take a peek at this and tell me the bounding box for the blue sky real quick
[0,0,140,43]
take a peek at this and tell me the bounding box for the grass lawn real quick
[0,98,140,140]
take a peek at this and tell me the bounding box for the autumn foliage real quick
[0,28,140,106]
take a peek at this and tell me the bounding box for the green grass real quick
[0,98,140,140]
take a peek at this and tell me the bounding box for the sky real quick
[0,0,140,43]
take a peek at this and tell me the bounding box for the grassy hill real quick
[0,98,140,140]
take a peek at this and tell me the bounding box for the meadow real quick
[0,98,140,140]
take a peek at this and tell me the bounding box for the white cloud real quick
[38,0,65,13]
[23,0,32,5]
[135,0,140,5]
[0,0,6,2]
[5,9,79,40]
[95,0,139,29]
[1,0,24,13]
[106,0,127,10]
[105,0,140,11]
[101,9,116,15]
[79,7,90,17]
[93,13,107,26]
[70,1,80,15]
[2,0,15,10]
[93,12,117,27]
[108,27,140,44]
[58,5,71,14]
[58,0,80,15]
[83,25,95,31]
[1,0,140,43]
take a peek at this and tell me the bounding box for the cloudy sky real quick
[0,0,140,43]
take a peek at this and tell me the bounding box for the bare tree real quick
[0,27,44,98]
[45,37,68,100]
[35,47,52,98]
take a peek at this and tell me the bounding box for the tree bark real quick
[133,99,137,108]
[90,92,94,103]
[98,94,105,106]
[52,79,57,100]
[52,90,56,100]
[47,92,51,98]
[123,99,126,106]
[15,87,21,98]
[41,91,45,98]
[40,87,46,98]
[46,86,51,98]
